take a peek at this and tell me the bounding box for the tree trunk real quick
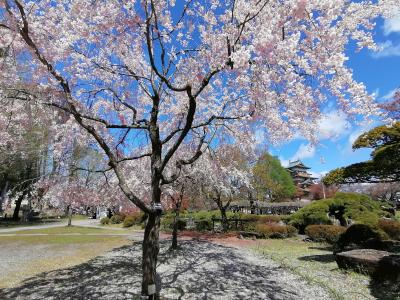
[67,205,72,227]
[141,212,161,299]
[12,189,28,221]
[171,209,180,249]
[0,180,9,214]
[220,207,228,232]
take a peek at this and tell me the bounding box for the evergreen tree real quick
[252,153,296,201]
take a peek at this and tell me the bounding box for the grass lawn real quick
[0,214,87,229]
[253,238,374,300]
[101,223,143,230]
[11,225,127,235]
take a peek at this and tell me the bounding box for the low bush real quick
[123,212,145,228]
[176,219,187,230]
[161,217,187,231]
[196,219,213,231]
[161,217,174,230]
[241,214,281,223]
[241,214,282,232]
[378,219,400,240]
[254,223,297,239]
[305,225,346,244]
[334,224,388,253]
[100,217,110,225]
[110,214,124,224]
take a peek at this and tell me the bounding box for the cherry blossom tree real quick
[0,0,397,297]
[193,146,253,231]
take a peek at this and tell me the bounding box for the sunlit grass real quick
[11,225,122,235]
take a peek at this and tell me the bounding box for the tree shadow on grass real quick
[307,245,334,252]
[369,279,400,300]
[0,240,326,300]
[297,254,336,264]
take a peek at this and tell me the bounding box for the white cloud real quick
[279,157,289,168]
[310,170,328,180]
[291,143,316,161]
[317,110,351,140]
[382,88,398,100]
[348,129,362,147]
[343,125,374,154]
[372,41,400,58]
[383,15,400,35]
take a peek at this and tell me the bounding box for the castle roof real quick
[287,159,311,169]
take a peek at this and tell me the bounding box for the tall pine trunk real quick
[141,212,161,299]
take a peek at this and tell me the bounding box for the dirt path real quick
[0,219,115,233]
[0,239,331,300]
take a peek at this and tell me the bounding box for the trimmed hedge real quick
[289,192,390,232]
[241,214,282,223]
[334,224,388,253]
[160,210,285,233]
[378,219,400,240]
[305,225,346,244]
[254,224,297,239]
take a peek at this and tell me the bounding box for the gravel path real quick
[0,240,331,300]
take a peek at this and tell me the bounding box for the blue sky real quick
[270,15,400,179]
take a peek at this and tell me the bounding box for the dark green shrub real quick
[110,214,124,224]
[305,225,346,244]
[378,219,400,240]
[254,224,297,239]
[160,217,187,231]
[176,219,187,230]
[289,192,387,232]
[196,219,212,231]
[334,224,388,253]
[288,200,332,232]
[100,217,110,225]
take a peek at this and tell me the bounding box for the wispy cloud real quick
[381,88,398,100]
[383,15,400,35]
[372,41,400,58]
[291,143,316,161]
[317,110,351,140]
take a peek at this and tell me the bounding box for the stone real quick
[336,249,400,281]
